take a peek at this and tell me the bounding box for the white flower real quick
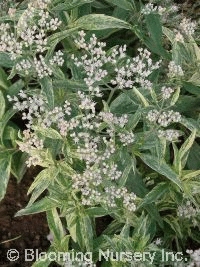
[179,18,197,36]
[154,238,162,245]
[119,132,135,146]
[174,31,184,43]
[161,86,174,99]
[34,55,53,79]
[49,50,64,66]
[168,61,184,78]
[158,129,180,141]
[146,109,159,122]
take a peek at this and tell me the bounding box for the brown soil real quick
[0,167,112,267]
[0,169,53,267]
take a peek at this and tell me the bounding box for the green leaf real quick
[48,28,78,45]
[170,87,180,106]
[53,79,88,92]
[188,72,200,87]
[155,137,166,164]
[53,0,94,10]
[177,130,196,172]
[182,170,200,180]
[65,210,84,249]
[139,153,182,189]
[173,130,197,173]
[183,82,200,96]
[47,208,65,242]
[0,152,12,201]
[0,108,16,145]
[187,142,200,170]
[0,90,5,119]
[162,26,174,43]
[104,0,133,10]
[110,92,138,114]
[0,68,10,90]
[102,220,124,235]
[139,182,168,207]
[132,213,150,239]
[132,87,149,107]
[28,167,59,205]
[81,214,94,251]
[7,79,25,96]
[164,216,183,238]
[15,197,60,216]
[40,77,54,109]
[145,14,169,58]
[175,96,200,116]
[34,126,62,140]
[73,14,132,30]
[31,247,55,267]
[86,207,109,217]
[0,52,13,68]
[3,124,19,148]
[126,170,148,198]
[126,108,141,130]
[145,204,164,229]
[120,223,130,238]
[119,163,133,187]
[11,152,28,182]
[32,259,51,267]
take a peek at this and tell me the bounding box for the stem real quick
[107,87,117,105]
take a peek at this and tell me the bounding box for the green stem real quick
[107,87,117,105]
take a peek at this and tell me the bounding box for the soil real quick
[0,168,112,267]
[0,168,56,267]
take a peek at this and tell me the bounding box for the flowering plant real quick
[0,0,200,266]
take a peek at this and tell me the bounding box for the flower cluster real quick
[161,86,174,100]
[158,129,180,141]
[179,18,197,37]
[0,0,16,16]
[186,249,200,267]
[153,237,162,246]
[118,132,135,146]
[141,3,166,15]
[168,61,184,78]
[141,1,178,20]
[111,48,161,90]
[99,112,128,127]
[72,32,161,94]
[31,0,51,9]
[7,91,46,128]
[72,155,120,190]
[73,163,137,212]
[0,24,23,60]
[34,55,53,79]
[147,109,181,127]
[177,201,200,220]
[9,85,136,212]
[0,1,63,79]
[105,186,136,211]
[38,10,61,31]
[15,59,32,76]
[72,32,107,97]
[174,31,184,43]
[157,110,181,127]
[19,129,44,167]
[49,50,64,66]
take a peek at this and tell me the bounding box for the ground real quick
[0,169,51,267]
